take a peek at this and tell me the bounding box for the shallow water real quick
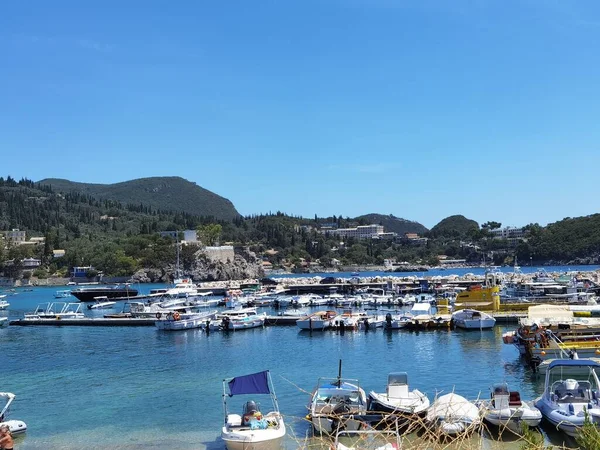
[0,285,581,449]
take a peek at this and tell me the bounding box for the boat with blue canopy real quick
[221,370,286,450]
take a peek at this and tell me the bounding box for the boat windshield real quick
[547,364,600,402]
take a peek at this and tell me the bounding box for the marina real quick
[2,269,600,449]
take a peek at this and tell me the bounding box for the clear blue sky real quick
[2,1,599,229]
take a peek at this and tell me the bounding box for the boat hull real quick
[71,287,138,301]
[1,419,27,435]
[222,419,285,450]
[454,318,496,329]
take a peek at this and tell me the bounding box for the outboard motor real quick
[223,316,231,330]
[385,313,392,328]
[364,318,370,331]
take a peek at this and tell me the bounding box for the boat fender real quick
[173,312,181,321]
[156,312,162,319]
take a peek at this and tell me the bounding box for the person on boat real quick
[0,425,14,450]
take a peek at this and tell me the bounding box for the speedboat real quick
[478,383,541,432]
[0,392,27,435]
[534,359,600,437]
[333,429,401,450]
[87,297,117,310]
[155,310,217,331]
[425,393,481,436]
[221,370,286,450]
[0,295,9,310]
[308,362,368,435]
[368,372,430,420]
[296,310,338,331]
[452,309,496,329]
[383,313,411,330]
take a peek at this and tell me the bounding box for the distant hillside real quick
[355,213,428,235]
[429,215,479,238]
[38,177,239,220]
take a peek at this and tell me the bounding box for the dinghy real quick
[0,392,27,435]
[425,393,481,436]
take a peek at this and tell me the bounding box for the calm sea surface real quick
[2,267,596,449]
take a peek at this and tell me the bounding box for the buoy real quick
[541,351,546,356]
[595,349,600,355]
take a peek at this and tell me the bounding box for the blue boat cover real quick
[548,359,600,369]
[228,371,270,396]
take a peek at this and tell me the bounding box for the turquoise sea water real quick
[0,277,590,449]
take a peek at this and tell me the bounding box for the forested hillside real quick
[38,176,240,221]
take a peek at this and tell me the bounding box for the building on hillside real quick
[489,226,526,246]
[22,258,41,268]
[4,229,26,245]
[71,266,97,279]
[53,249,66,258]
[159,230,198,243]
[320,224,386,239]
[401,232,429,246]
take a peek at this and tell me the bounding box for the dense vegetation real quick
[355,213,428,235]
[38,176,240,221]
[1,176,599,280]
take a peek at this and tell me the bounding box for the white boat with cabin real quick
[452,309,496,329]
[297,310,338,331]
[155,310,218,331]
[221,370,286,450]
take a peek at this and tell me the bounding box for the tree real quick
[481,221,502,230]
[197,223,222,246]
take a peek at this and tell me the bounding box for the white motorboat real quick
[333,429,401,450]
[221,370,286,450]
[383,313,411,330]
[0,392,27,435]
[478,383,541,432]
[368,372,430,419]
[54,289,72,299]
[87,297,117,310]
[155,310,217,331]
[210,308,266,331]
[24,302,85,320]
[0,295,9,310]
[425,393,481,436]
[308,362,368,435]
[452,309,496,330]
[296,310,338,331]
[228,312,267,330]
[534,359,600,437]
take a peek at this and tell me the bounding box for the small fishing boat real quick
[534,359,600,437]
[155,310,217,331]
[0,392,27,435]
[221,370,286,450]
[452,309,496,329]
[425,393,481,436]
[478,383,541,432]
[308,361,368,435]
[87,297,117,310]
[296,310,338,331]
[333,429,401,450]
[368,372,430,419]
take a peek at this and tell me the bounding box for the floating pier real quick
[10,318,156,327]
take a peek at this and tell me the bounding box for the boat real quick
[0,392,27,435]
[296,310,338,331]
[70,285,138,302]
[383,313,411,330]
[368,372,430,420]
[425,393,481,436]
[23,302,85,320]
[87,297,117,310]
[308,361,368,435]
[221,370,286,450]
[478,383,541,432]
[333,429,401,450]
[155,310,217,331]
[534,359,600,437]
[451,309,496,330]
[0,296,9,310]
[54,289,72,299]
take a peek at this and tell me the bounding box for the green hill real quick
[38,176,239,221]
[355,213,428,235]
[429,215,479,238]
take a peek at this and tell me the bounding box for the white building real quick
[4,229,26,245]
[490,226,526,245]
[321,224,385,239]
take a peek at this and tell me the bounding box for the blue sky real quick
[1,1,599,229]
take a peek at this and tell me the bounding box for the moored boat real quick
[0,392,27,435]
[452,309,496,330]
[425,393,481,437]
[478,383,541,432]
[368,372,430,420]
[221,370,286,450]
[155,310,217,331]
[71,285,138,302]
[534,359,600,437]
[296,310,338,331]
